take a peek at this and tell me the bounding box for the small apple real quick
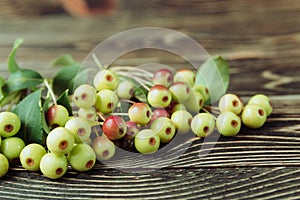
[46,127,75,155]
[174,69,196,86]
[152,68,174,87]
[171,110,193,134]
[147,85,172,108]
[128,102,152,126]
[150,108,170,123]
[92,136,116,160]
[150,117,176,143]
[169,82,191,103]
[46,105,69,128]
[95,89,119,114]
[93,69,119,91]
[134,129,160,154]
[102,116,127,140]
[124,121,139,139]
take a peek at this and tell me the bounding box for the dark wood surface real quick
[1,0,300,199]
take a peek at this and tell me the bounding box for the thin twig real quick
[132,77,151,91]
[111,66,153,77]
[109,112,129,116]
[92,53,104,71]
[115,71,152,81]
[44,79,57,105]
[93,127,101,138]
[201,107,218,120]
[120,99,136,104]
[97,112,106,121]
[203,105,220,115]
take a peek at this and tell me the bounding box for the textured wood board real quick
[0,0,300,199]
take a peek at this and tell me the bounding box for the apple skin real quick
[174,69,196,87]
[0,112,21,138]
[241,105,267,129]
[216,111,241,136]
[67,143,96,172]
[95,89,119,114]
[150,108,170,124]
[93,69,119,91]
[171,110,193,134]
[102,116,127,140]
[169,82,191,103]
[134,129,160,154]
[147,85,172,108]
[92,136,115,160]
[152,69,174,87]
[124,121,139,139]
[128,103,152,126]
[46,105,69,128]
[150,117,176,143]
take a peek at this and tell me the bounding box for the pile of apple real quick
[0,38,274,179]
[0,64,273,179]
[68,65,272,156]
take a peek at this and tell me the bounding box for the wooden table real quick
[1,0,300,199]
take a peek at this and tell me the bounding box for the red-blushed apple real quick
[169,82,191,103]
[102,116,127,140]
[150,108,170,124]
[92,136,116,160]
[147,85,172,108]
[174,69,196,86]
[128,102,152,126]
[124,121,139,139]
[152,68,174,87]
[46,105,69,128]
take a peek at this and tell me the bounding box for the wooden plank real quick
[1,54,300,96]
[1,166,300,199]
[0,0,300,199]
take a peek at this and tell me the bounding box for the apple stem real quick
[117,72,153,88]
[201,107,218,120]
[93,127,101,138]
[44,79,57,105]
[137,80,150,91]
[92,53,105,71]
[115,71,152,81]
[128,76,151,91]
[111,66,154,77]
[203,105,220,114]
[120,99,136,104]
[97,112,106,121]
[109,112,129,116]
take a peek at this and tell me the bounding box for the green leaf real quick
[118,101,130,121]
[52,54,77,67]
[0,76,5,86]
[195,55,230,104]
[0,91,20,107]
[41,97,51,134]
[57,89,73,116]
[7,38,23,73]
[5,69,43,93]
[73,68,96,90]
[0,76,5,101]
[133,86,148,103]
[53,64,80,95]
[12,88,44,144]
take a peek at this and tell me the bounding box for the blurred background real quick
[0,0,117,17]
[0,0,299,95]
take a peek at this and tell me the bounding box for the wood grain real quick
[0,0,300,199]
[2,166,300,199]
